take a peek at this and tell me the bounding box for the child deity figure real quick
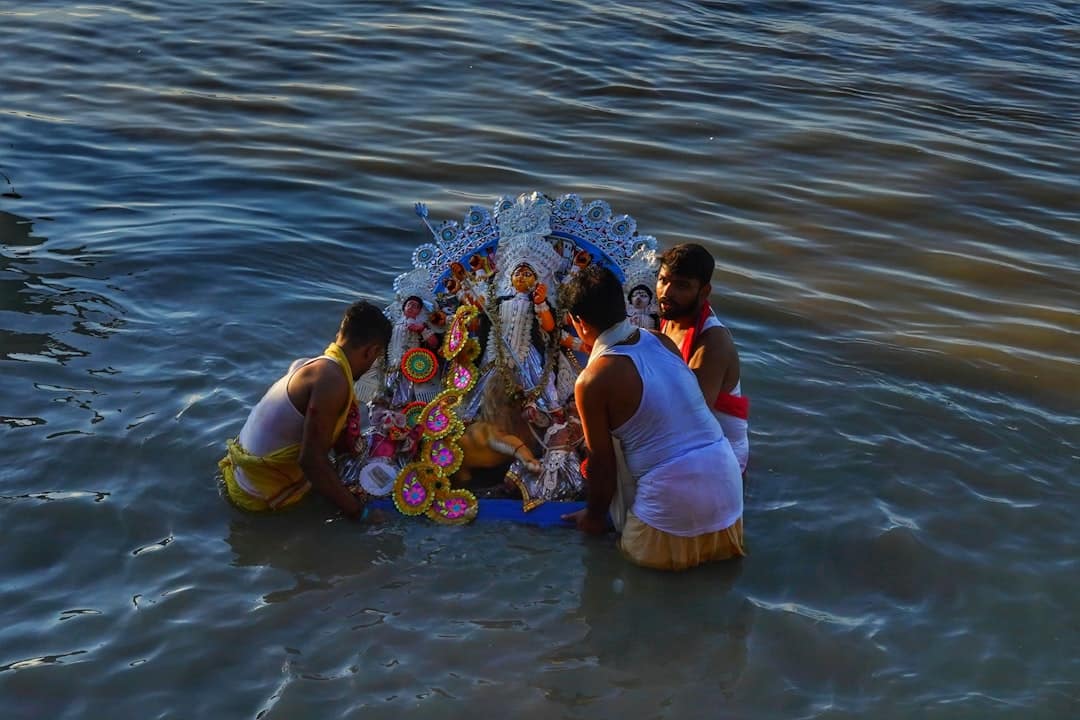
[389,295,438,369]
[626,284,659,330]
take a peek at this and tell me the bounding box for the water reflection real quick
[0,210,122,363]
[550,543,752,700]
[1,210,129,436]
[223,503,406,604]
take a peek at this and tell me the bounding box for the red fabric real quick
[662,304,751,420]
[334,401,363,456]
[713,392,749,420]
[660,302,712,364]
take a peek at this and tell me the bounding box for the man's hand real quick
[561,508,608,535]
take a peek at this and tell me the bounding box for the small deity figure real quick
[445,261,486,310]
[337,402,422,498]
[496,259,583,417]
[367,404,420,461]
[427,308,448,336]
[468,251,495,284]
[389,295,438,369]
[566,248,592,278]
[514,400,586,504]
[626,284,659,330]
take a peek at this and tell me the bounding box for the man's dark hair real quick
[658,243,714,286]
[339,300,392,348]
[563,264,627,331]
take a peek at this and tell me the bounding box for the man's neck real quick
[664,304,705,333]
[334,339,364,377]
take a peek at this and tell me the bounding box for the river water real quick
[1,1,1077,718]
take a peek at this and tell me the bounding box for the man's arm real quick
[297,363,366,519]
[568,363,618,534]
[689,326,740,405]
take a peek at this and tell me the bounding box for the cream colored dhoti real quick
[620,512,745,571]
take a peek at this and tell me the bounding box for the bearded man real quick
[656,244,750,474]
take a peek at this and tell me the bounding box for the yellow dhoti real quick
[219,342,356,512]
[620,512,745,571]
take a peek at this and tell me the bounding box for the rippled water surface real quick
[2,1,1077,718]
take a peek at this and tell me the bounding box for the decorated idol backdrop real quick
[339,191,660,523]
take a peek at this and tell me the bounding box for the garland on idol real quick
[392,305,481,525]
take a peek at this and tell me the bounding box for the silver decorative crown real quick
[410,191,660,291]
[493,193,563,295]
[622,247,659,296]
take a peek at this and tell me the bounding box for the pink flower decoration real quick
[431,442,455,467]
[443,498,468,518]
[404,480,427,506]
[426,410,448,432]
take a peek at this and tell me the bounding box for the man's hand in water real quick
[561,508,608,535]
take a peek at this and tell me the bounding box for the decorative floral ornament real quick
[393,462,439,515]
[451,362,477,390]
[423,436,463,475]
[449,362,477,393]
[457,338,481,366]
[557,194,582,216]
[630,235,658,255]
[401,347,438,384]
[437,220,461,245]
[412,243,441,268]
[465,206,489,228]
[609,215,636,241]
[583,199,612,226]
[442,304,479,360]
[418,389,464,440]
[426,487,478,525]
[402,401,427,429]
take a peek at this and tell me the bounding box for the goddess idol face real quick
[628,285,652,310]
[511,263,538,294]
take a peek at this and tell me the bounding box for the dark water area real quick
[1,1,1077,718]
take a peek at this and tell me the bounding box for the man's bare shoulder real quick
[294,356,348,395]
[576,354,634,392]
[696,324,737,359]
[645,329,681,357]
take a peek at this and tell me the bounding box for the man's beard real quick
[657,297,698,321]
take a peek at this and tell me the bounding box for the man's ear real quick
[700,282,713,304]
[365,342,383,365]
